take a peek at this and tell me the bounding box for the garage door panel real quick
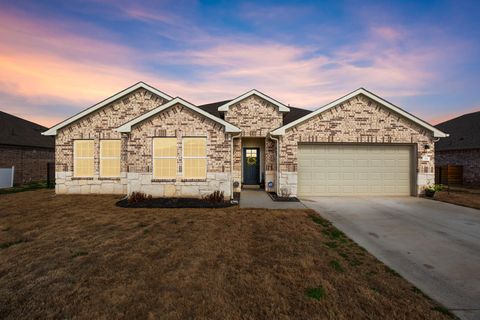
[298,144,412,196]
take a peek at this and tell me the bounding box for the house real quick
[43,82,447,198]
[435,111,480,186]
[0,110,55,185]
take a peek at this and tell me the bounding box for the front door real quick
[243,148,260,185]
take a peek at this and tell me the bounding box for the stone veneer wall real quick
[55,89,167,194]
[278,94,435,196]
[436,149,480,186]
[126,103,232,198]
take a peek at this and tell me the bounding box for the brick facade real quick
[0,145,54,185]
[278,94,435,195]
[53,86,440,198]
[55,88,168,194]
[224,95,283,136]
[224,95,282,191]
[436,149,480,186]
[126,103,232,198]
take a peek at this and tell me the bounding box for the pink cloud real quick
[0,8,464,127]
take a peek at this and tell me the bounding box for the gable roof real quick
[435,110,480,151]
[197,100,231,118]
[270,88,448,138]
[0,110,54,149]
[116,97,241,133]
[42,82,173,136]
[217,89,290,112]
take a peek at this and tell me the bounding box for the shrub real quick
[128,192,149,204]
[279,187,291,198]
[203,190,224,203]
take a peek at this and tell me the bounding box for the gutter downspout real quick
[230,132,242,200]
[268,133,280,195]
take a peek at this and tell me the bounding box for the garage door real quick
[298,144,412,196]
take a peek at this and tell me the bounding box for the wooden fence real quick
[435,165,463,185]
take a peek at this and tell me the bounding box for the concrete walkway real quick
[302,196,480,320]
[240,189,305,209]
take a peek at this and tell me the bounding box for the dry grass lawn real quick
[0,190,452,319]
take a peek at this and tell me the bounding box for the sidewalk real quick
[239,189,305,209]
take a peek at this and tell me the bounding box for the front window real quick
[100,140,121,177]
[73,140,94,177]
[183,137,207,179]
[153,138,177,179]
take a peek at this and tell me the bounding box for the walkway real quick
[239,189,305,209]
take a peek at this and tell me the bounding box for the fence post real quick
[11,166,14,187]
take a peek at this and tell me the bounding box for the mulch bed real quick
[117,197,235,208]
[267,192,300,202]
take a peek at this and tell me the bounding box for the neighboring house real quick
[0,110,55,185]
[43,82,447,198]
[435,111,480,186]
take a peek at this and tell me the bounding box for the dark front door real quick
[243,148,260,185]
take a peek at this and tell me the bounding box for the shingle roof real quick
[196,100,231,118]
[435,110,480,151]
[197,100,312,126]
[0,110,54,149]
[283,106,312,125]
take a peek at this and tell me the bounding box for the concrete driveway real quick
[301,196,480,320]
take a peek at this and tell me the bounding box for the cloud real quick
[0,6,466,127]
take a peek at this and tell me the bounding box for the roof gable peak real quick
[42,82,173,136]
[218,89,290,112]
[116,97,241,133]
[270,88,448,138]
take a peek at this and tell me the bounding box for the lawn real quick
[0,190,452,319]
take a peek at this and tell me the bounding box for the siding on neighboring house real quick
[278,94,435,196]
[55,88,168,194]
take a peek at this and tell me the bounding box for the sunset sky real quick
[0,0,479,127]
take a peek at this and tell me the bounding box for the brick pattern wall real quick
[436,149,480,186]
[126,104,232,198]
[279,94,435,195]
[54,88,167,194]
[224,95,283,137]
[0,145,54,185]
[56,88,166,172]
[225,95,283,190]
[127,103,231,173]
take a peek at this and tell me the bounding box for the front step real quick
[242,185,260,190]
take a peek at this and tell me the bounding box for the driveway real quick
[302,196,480,320]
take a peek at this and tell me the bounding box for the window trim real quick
[182,136,207,179]
[152,137,178,179]
[99,139,121,178]
[73,139,95,178]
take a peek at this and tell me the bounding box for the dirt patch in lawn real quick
[0,190,453,319]
[434,190,480,210]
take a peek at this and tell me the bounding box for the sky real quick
[0,0,479,127]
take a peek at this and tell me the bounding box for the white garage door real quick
[298,144,412,196]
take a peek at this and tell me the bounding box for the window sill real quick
[98,177,121,181]
[181,179,207,182]
[151,179,176,182]
[72,177,94,180]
